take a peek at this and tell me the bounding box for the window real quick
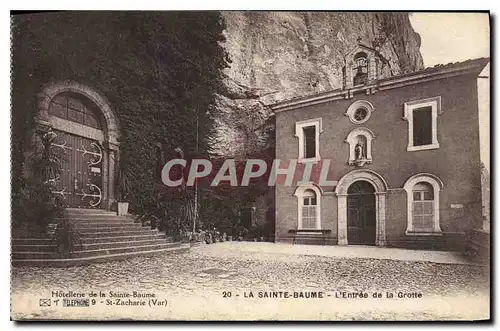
[353,107,368,122]
[403,174,443,235]
[48,92,103,130]
[294,184,322,230]
[413,107,432,146]
[404,97,441,151]
[295,118,323,162]
[345,100,374,124]
[412,182,434,231]
[302,190,317,229]
[353,52,368,86]
[303,126,316,159]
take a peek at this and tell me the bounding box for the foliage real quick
[117,163,132,201]
[11,12,229,236]
[51,220,83,258]
[11,129,65,232]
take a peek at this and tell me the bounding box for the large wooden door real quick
[50,130,103,209]
[347,181,376,245]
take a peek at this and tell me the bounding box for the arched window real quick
[353,52,368,86]
[412,182,434,232]
[294,184,322,230]
[403,174,443,235]
[48,92,104,130]
[302,190,317,229]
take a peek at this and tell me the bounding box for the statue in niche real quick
[355,142,364,160]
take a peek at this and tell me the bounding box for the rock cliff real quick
[216,12,424,156]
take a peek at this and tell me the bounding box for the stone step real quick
[12,238,53,245]
[78,229,159,238]
[81,234,166,244]
[78,239,168,251]
[12,251,60,260]
[77,225,149,233]
[11,244,58,252]
[12,242,179,260]
[69,243,181,258]
[67,218,137,224]
[71,221,142,229]
[58,215,135,221]
[11,244,191,267]
[64,208,116,215]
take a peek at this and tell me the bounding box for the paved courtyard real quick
[11,242,490,321]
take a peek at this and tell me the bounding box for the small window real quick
[404,97,441,151]
[353,107,368,122]
[301,190,317,229]
[303,126,316,159]
[353,52,368,85]
[412,106,432,146]
[295,118,322,162]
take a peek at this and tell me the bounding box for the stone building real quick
[271,41,489,250]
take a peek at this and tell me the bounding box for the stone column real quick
[345,61,353,89]
[375,192,387,247]
[337,193,348,245]
[368,55,377,82]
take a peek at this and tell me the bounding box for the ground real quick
[11,242,490,321]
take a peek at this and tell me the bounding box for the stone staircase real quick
[12,208,189,267]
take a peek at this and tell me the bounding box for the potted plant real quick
[117,165,132,216]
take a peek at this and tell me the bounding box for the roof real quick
[271,57,490,113]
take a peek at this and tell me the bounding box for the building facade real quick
[271,43,489,250]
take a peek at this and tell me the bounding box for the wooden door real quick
[50,130,103,209]
[347,181,376,245]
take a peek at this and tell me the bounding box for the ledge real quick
[288,229,332,235]
[405,231,443,236]
[407,143,440,152]
[298,157,320,164]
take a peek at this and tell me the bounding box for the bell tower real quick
[342,37,391,92]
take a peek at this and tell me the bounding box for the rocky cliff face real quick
[216,12,424,156]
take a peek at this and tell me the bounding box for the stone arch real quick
[403,173,444,235]
[335,169,388,246]
[35,80,120,210]
[37,80,120,147]
[335,169,388,195]
[293,182,324,197]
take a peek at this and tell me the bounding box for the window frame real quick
[345,100,375,124]
[294,184,322,230]
[403,174,443,236]
[403,96,441,152]
[295,118,323,163]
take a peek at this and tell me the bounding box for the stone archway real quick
[35,80,120,210]
[335,169,388,246]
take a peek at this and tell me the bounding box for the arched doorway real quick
[36,81,120,210]
[347,181,376,245]
[335,169,388,247]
